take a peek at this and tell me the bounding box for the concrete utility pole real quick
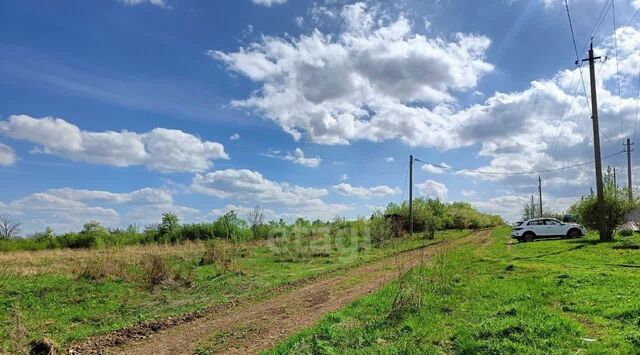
[409,155,413,236]
[538,176,543,218]
[625,138,633,201]
[531,195,535,219]
[582,39,608,241]
[613,166,617,198]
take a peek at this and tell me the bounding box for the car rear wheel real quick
[567,228,582,239]
[522,232,535,242]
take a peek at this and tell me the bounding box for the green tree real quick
[158,212,180,237]
[215,210,247,242]
[569,167,638,241]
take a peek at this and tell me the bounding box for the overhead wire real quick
[564,0,590,100]
[580,0,613,54]
[399,160,409,204]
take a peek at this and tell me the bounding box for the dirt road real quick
[73,230,488,354]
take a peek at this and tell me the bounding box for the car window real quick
[528,220,543,225]
[545,219,559,225]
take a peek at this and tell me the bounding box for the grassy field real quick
[269,227,640,354]
[0,229,468,352]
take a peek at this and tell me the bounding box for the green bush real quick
[619,229,634,237]
[385,198,503,234]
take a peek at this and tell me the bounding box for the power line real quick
[564,0,589,99]
[414,150,625,176]
[602,129,618,149]
[399,159,409,204]
[580,0,613,54]
[618,6,640,38]
[547,68,580,156]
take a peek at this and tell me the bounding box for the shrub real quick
[200,240,235,270]
[619,229,634,237]
[370,211,392,247]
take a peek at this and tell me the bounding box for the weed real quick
[140,255,170,289]
[387,277,423,321]
[200,240,232,268]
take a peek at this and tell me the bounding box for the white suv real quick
[511,218,585,242]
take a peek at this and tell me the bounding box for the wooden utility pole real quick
[538,176,543,218]
[625,138,633,201]
[582,39,608,240]
[409,155,413,236]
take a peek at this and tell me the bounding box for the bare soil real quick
[70,230,488,354]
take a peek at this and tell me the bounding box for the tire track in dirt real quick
[74,230,488,354]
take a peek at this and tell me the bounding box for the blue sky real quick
[2,0,640,233]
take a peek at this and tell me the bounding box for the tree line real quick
[0,199,504,252]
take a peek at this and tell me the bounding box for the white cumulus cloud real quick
[333,183,400,199]
[0,114,228,173]
[4,186,202,234]
[421,162,451,174]
[118,0,168,8]
[416,180,448,200]
[211,2,493,147]
[262,148,322,167]
[0,143,16,166]
[252,0,287,6]
[191,169,348,219]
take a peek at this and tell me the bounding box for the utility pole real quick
[625,138,633,201]
[409,155,413,236]
[531,195,535,219]
[538,176,543,218]
[613,166,617,198]
[582,39,608,241]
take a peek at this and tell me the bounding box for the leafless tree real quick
[0,214,20,239]
[248,205,265,238]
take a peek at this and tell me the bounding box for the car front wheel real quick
[522,232,535,242]
[567,228,582,239]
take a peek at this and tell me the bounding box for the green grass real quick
[0,230,468,352]
[268,228,640,354]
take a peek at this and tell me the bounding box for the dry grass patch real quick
[0,242,206,276]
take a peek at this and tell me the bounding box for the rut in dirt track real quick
[74,230,489,355]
